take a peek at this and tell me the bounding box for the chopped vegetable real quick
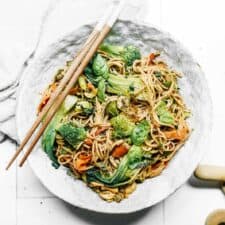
[95,126,109,136]
[110,114,135,138]
[84,138,93,146]
[92,54,109,79]
[78,76,87,90]
[106,101,119,117]
[57,122,86,148]
[97,79,106,102]
[69,87,79,95]
[84,82,98,98]
[163,122,189,140]
[156,101,174,125]
[131,120,150,145]
[74,153,92,172]
[38,82,58,113]
[112,144,129,158]
[99,44,141,66]
[42,95,77,168]
[86,145,152,187]
[75,101,93,115]
[107,73,144,96]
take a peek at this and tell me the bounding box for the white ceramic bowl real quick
[16,20,212,214]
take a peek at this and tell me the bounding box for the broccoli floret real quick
[110,114,135,138]
[131,120,150,145]
[57,122,86,148]
[100,44,141,66]
[92,54,109,79]
[41,95,77,167]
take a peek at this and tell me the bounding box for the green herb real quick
[131,120,150,145]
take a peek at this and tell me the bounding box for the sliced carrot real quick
[95,126,109,136]
[69,86,79,95]
[163,122,189,141]
[38,82,58,113]
[74,153,92,172]
[112,144,129,158]
[84,138,93,146]
[87,82,95,90]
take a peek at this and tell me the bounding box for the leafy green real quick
[75,101,93,115]
[86,145,152,187]
[110,114,135,138]
[57,122,86,148]
[131,120,150,145]
[97,79,106,102]
[42,95,77,168]
[99,44,141,66]
[84,60,102,86]
[107,73,144,96]
[106,101,119,117]
[156,101,174,125]
[78,76,87,90]
[92,54,109,79]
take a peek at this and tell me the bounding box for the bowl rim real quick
[15,18,213,214]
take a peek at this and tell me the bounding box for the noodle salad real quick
[38,44,191,202]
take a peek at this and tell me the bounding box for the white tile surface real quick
[0,0,225,224]
[17,198,163,225]
[0,141,16,225]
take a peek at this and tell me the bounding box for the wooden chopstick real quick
[18,0,127,167]
[5,4,115,170]
[18,24,112,167]
[7,0,127,168]
[5,32,98,170]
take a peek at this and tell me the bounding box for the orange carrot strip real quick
[84,138,93,146]
[74,153,92,172]
[95,127,109,136]
[38,82,58,113]
[112,144,129,158]
[69,86,79,95]
[163,123,189,141]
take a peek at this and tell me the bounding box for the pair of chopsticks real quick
[6,0,127,170]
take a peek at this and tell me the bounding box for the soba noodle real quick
[39,45,191,202]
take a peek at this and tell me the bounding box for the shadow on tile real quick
[63,202,152,225]
[188,175,220,189]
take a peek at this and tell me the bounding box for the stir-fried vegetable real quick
[86,145,151,187]
[78,76,87,90]
[110,114,135,138]
[74,153,92,172]
[163,121,189,140]
[75,100,93,115]
[107,73,144,96]
[92,54,109,79]
[42,95,77,168]
[156,101,174,125]
[97,79,106,102]
[38,82,58,113]
[111,144,129,158]
[100,44,141,66]
[106,101,120,117]
[131,120,150,145]
[57,122,86,148]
